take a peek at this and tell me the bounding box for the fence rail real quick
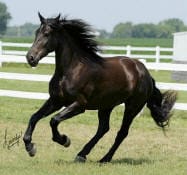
[1,54,187,72]
[0,41,173,64]
[0,41,185,71]
[0,72,187,110]
[0,89,186,110]
[1,72,187,90]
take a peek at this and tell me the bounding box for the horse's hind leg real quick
[99,100,146,163]
[75,108,113,162]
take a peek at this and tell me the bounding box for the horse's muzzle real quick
[26,54,39,67]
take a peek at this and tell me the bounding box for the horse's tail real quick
[147,78,177,128]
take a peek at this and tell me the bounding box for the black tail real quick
[147,78,177,128]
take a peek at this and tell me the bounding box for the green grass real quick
[1,37,173,48]
[0,79,48,93]
[1,37,34,43]
[0,97,186,175]
[1,63,54,74]
[97,38,173,47]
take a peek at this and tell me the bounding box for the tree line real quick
[6,18,186,39]
[0,1,187,38]
[99,18,187,39]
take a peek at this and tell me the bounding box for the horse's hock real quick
[172,32,187,82]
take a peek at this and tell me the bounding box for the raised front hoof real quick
[27,143,37,157]
[74,155,86,163]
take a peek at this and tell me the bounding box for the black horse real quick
[23,13,177,163]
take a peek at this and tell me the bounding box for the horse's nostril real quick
[30,55,34,61]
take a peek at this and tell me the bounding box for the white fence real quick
[0,71,187,110]
[0,41,173,65]
[0,42,187,110]
[0,41,187,71]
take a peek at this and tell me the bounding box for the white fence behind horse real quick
[0,42,187,110]
[0,41,173,65]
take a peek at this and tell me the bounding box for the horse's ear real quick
[55,13,61,22]
[38,12,45,24]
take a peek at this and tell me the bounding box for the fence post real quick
[0,41,2,67]
[126,45,131,57]
[155,46,160,63]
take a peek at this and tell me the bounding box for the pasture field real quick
[1,37,173,47]
[98,38,173,47]
[1,37,34,43]
[0,97,186,175]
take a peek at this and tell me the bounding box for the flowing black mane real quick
[59,17,104,64]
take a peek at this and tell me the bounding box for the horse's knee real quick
[50,117,58,128]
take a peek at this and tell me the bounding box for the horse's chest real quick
[49,77,77,100]
[49,80,64,98]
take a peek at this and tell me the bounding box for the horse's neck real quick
[54,45,79,76]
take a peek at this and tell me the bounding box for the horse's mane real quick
[58,17,104,64]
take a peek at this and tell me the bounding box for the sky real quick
[1,0,187,31]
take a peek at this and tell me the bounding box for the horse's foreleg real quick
[50,101,85,148]
[23,98,63,157]
[75,108,113,162]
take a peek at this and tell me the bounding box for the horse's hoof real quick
[28,143,37,157]
[63,135,71,148]
[74,155,86,163]
[99,157,111,163]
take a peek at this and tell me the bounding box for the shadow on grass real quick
[54,157,153,166]
[112,157,154,165]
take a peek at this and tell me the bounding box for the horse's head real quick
[26,13,61,67]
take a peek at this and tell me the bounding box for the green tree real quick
[132,23,158,38]
[6,23,39,37]
[20,23,39,37]
[0,2,11,36]
[159,18,187,33]
[112,22,133,38]
[156,25,172,38]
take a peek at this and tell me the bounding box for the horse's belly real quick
[86,91,130,110]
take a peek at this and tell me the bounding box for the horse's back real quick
[102,56,152,89]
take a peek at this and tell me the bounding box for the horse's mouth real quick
[28,60,39,67]
[27,57,40,67]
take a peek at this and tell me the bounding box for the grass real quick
[0,97,186,175]
[1,63,54,74]
[1,37,34,43]
[1,37,173,48]
[97,38,173,47]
